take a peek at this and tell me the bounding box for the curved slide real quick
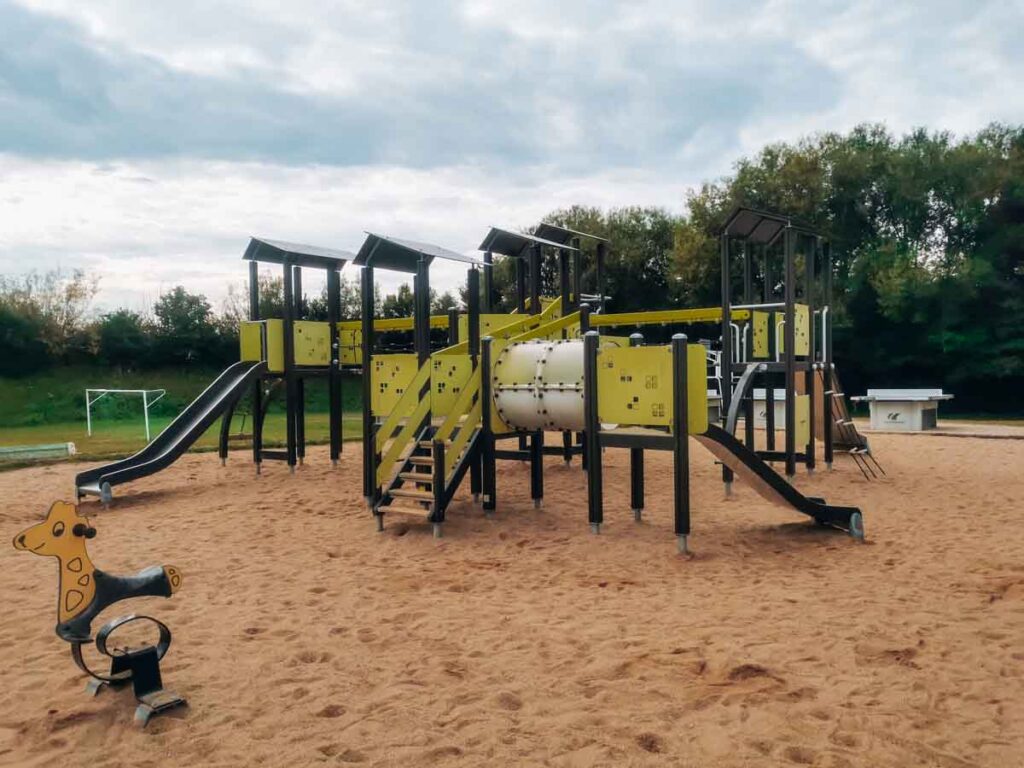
[76,360,267,502]
[695,424,863,535]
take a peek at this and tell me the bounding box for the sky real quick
[1,0,1022,310]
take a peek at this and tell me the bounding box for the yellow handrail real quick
[434,367,481,445]
[338,315,450,332]
[375,361,431,453]
[508,310,580,343]
[590,306,752,327]
[444,398,481,479]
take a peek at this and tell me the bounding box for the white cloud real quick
[0,154,689,310]
[2,0,1023,313]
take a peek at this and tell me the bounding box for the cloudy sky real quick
[1,0,1022,309]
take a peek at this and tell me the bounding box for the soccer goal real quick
[85,389,167,441]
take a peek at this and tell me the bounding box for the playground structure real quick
[73,206,868,548]
[357,209,866,546]
[13,501,185,726]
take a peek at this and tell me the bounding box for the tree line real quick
[486,123,1023,413]
[0,269,458,376]
[2,123,1021,413]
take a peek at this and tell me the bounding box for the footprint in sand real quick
[495,692,522,711]
[782,745,817,764]
[636,733,664,754]
[316,704,346,718]
[337,748,368,763]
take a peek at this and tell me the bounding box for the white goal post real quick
[85,389,167,441]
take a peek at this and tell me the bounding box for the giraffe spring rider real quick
[13,501,186,726]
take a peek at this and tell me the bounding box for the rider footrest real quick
[123,646,186,726]
[75,614,186,727]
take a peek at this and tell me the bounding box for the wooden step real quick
[407,456,435,466]
[389,488,434,501]
[399,472,433,484]
[419,440,453,450]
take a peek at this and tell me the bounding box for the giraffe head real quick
[13,501,95,560]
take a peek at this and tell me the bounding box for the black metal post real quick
[823,240,834,469]
[805,237,817,473]
[361,266,379,514]
[671,333,691,554]
[294,263,306,466]
[764,242,776,452]
[784,228,797,478]
[742,243,756,450]
[629,333,645,521]
[327,266,343,465]
[480,336,497,514]
[515,257,526,314]
[583,331,602,532]
[248,260,262,471]
[282,261,297,472]
[447,307,459,346]
[467,267,482,501]
[571,236,582,310]
[579,302,591,471]
[482,250,494,313]
[720,234,734,493]
[559,247,570,313]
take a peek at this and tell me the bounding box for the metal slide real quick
[75,360,267,502]
[695,424,863,536]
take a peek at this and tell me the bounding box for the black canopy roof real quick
[477,227,578,257]
[721,207,819,245]
[242,237,354,269]
[533,223,608,244]
[354,233,480,274]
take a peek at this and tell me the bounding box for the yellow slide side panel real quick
[338,327,362,366]
[431,354,473,419]
[795,393,810,446]
[596,344,707,432]
[264,319,285,373]
[293,321,331,366]
[240,321,264,362]
[752,311,769,359]
[371,354,419,416]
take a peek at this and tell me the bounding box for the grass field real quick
[0,411,363,468]
[0,365,363,427]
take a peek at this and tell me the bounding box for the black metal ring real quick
[69,614,173,683]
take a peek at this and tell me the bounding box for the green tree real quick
[154,286,219,364]
[98,309,150,371]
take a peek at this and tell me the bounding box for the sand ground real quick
[1,433,1022,767]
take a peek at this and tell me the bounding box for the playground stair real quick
[377,422,482,532]
[372,360,484,535]
[797,366,885,480]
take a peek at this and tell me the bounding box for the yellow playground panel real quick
[293,321,331,366]
[777,304,810,356]
[370,354,420,415]
[430,354,474,418]
[239,319,285,372]
[752,310,770,358]
[596,344,708,433]
[795,393,810,446]
[338,327,362,365]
